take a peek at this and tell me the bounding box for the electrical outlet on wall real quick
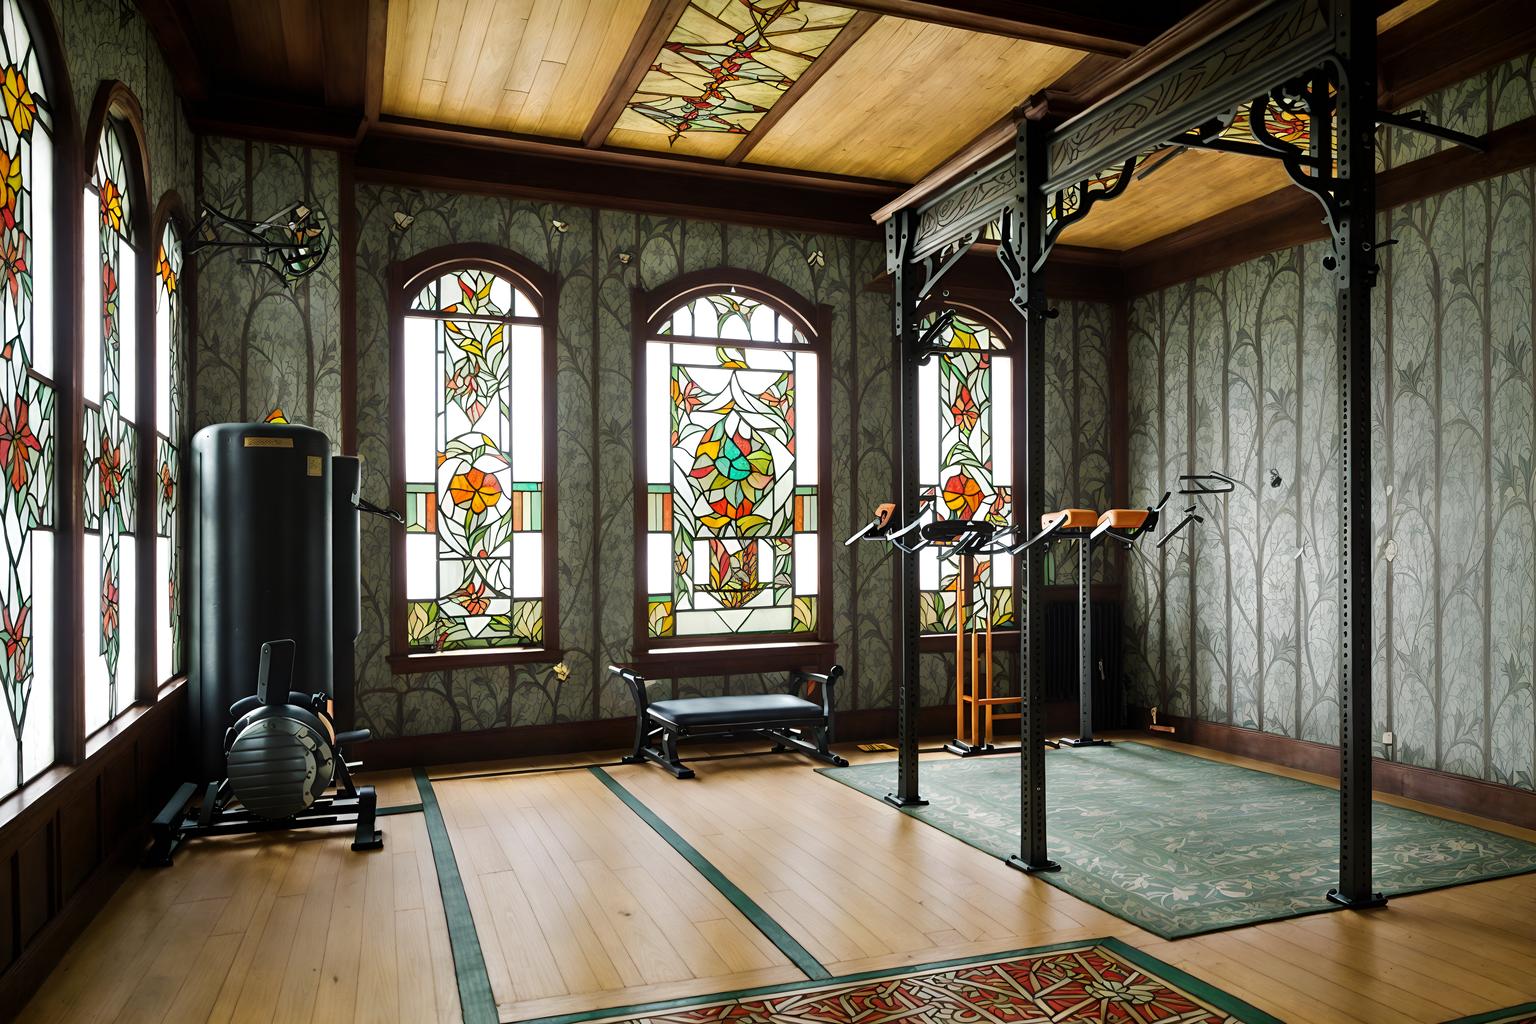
[1381,731,1395,762]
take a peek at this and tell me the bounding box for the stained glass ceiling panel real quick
[605,0,859,159]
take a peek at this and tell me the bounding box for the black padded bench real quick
[609,663,850,778]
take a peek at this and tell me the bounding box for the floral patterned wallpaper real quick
[1126,56,1536,790]
[188,165,1113,738]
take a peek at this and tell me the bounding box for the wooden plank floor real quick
[15,740,1536,1023]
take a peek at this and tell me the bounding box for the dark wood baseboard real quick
[354,701,1085,771]
[1131,709,1536,833]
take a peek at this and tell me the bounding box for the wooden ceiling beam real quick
[826,1,1192,57]
[354,132,896,237]
[362,0,389,127]
[725,12,879,167]
[133,0,208,101]
[1378,0,1536,109]
[581,0,690,148]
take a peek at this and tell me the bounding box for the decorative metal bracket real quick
[997,207,1056,323]
[1035,156,1138,271]
[917,228,980,301]
[185,201,333,286]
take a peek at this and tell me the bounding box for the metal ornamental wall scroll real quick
[184,201,333,286]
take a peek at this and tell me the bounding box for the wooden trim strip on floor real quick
[510,935,1284,1024]
[413,767,499,1024]
[1442,1001,1536,1024]
[587,766,832,983]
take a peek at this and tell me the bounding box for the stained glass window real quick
[400,266,546,652]
[83,118,138,734]
[155,222,181,683]
[917,310,1014,635]
[643,290,821,640]
[0,0,54,794]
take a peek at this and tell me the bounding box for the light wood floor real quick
[15,735,1536,1023]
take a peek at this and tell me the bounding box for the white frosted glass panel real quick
[918,360,938,478]
[119,539,136,711]
[795,353,816,484]
[119,244,136,421]
[646,343,669,483]
[993,355,1012,487]
[31,133,51,378]
[155,294,170,435]
[23,530,53,782]
[157,534,171,683]
[512,534,541,598]
[748,301,775,340]
[991,550,1013,584]
[83,533,106,733]
[402,318,436,481]
[669,342,720,366]
[794,533,817,595]
[919,546,938,591]
[647,534,670,593]
[405,534,435,599]
[81,192,100,404]
[509,325,542,480]
[513,287,535,318]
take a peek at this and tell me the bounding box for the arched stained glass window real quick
[154,221,181,682]
[918,308,1015,634]
[0,0,55,793]
[83,118,139,733]
[641,287,824,641]
[397,263,548,653]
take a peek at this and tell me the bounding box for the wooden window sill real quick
[388,647,566,674]
[626,640,836,676]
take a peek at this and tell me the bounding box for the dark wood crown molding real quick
[828,1,1192,57]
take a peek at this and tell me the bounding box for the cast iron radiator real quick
[1043,600,1125,728]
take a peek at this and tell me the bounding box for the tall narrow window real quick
[0,0,55,793]
[83,120,138,733]
[154,222,181,682]
[640,285,826,644]
[396,262,550,655]
[917,308,1014,634]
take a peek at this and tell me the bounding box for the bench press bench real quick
[609,663,850,778]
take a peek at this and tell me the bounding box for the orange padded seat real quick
[1045,508,1098,530]
[1098,508,1149,530]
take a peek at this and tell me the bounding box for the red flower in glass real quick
[452,580,490,616]
[160,461,175,504]
[0,600,27,682]
[101,261,117,341]
[950,385,979,431]
[98,432,123,507]
[0,394,40,492]
[100,571,119,635]
[0,226,26,305]
[942,472,984,519]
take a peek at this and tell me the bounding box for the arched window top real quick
[409,265,539,321]
[91,117,132,242]
[920,304,1010,352]
[655,291,810,346]
[640,270,824,347]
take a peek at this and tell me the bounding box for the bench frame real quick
[610,664,851,778]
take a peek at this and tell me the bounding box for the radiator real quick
[1043,599,1125,728]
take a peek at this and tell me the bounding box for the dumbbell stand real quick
[1057,526,1112,748]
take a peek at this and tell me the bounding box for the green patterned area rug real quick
[819,742,1536,939]
[1441,1004,1536,1024]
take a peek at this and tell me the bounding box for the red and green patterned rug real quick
[1443,1005,1536,1024]
[520,938,1281,1024]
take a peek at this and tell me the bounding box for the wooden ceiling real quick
[138,0,1510,251]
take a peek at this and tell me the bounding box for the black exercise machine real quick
[611,663,849,778]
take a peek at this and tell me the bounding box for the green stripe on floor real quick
[414,768,498,1024]
[588,766,831,982]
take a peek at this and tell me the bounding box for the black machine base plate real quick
[1006,855,1061,874]
[885,792,929,809]
[944,740,1022,757]
[1060,737,1113,748]
[1326,887,1387,909]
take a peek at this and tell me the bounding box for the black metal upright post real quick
[1002,119,1057,873]
[886,209,927,808]
[1327,0,1384,910]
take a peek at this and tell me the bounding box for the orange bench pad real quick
[1099,508,1148,530]
[1044,508,1099,530]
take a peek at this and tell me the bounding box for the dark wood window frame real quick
[387,243,562,673]
[630,268,836,676]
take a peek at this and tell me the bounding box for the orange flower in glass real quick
[0,226,27,306]
[949,384,979,431]
[100,572,119,635]
[448,467,501,515]
[0,395,40,492]
[452,580,490,615]
[156,243,177,293]
[0,600,28,682]
[0,148,21,229]
[2,67,34,137]
[942,471,984,519]
[99,178,124,234]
